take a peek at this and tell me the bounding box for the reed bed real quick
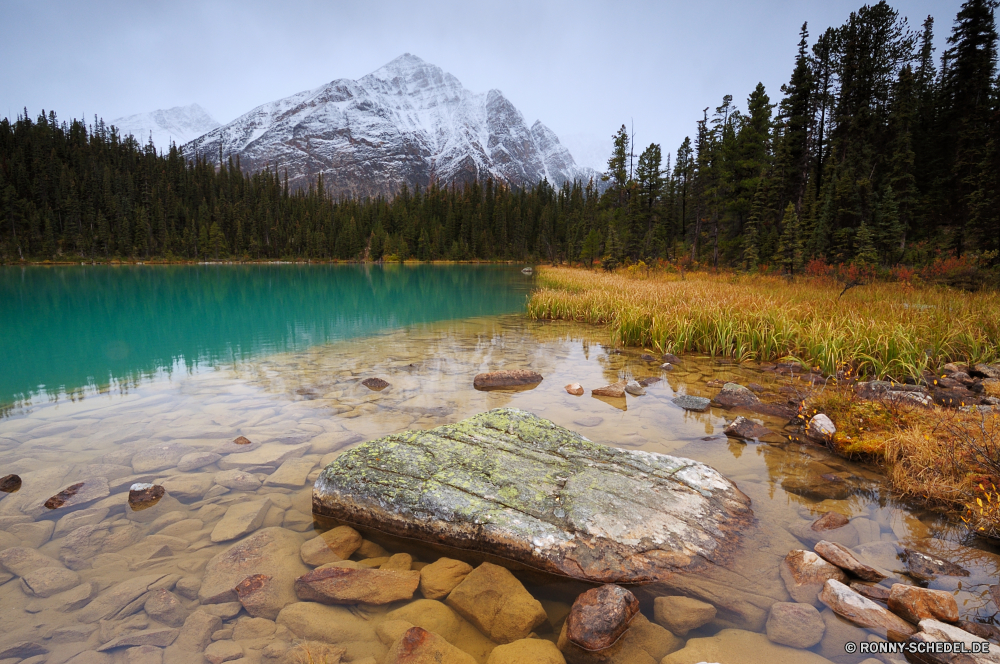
[528,267,1000,380]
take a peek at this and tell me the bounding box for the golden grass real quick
[530,266,1000,533]
[814,389,1000,537]
[528,267,1000,380]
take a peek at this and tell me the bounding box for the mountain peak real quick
[112,104,220,149]
[183,55,590,196]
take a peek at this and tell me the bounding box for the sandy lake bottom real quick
[1,314,997,664]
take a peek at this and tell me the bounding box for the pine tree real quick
[776,203,804,275]
[939,0,999,252]
[854,221,879,265]
[742,184,764,270]
[873,186,903,263]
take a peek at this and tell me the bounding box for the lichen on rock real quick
[313,408,753,583]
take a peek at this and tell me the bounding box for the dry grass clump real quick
[528,267,1000,381]
[808,387,1000,537]
[530,266,1000,535]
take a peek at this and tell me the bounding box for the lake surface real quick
[0,266,996,664]
[0,264,532,413]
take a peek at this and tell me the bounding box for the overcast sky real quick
[2,0,963,169]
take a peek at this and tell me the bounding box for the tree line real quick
[629,0,1000,273]
[0,0,997,271]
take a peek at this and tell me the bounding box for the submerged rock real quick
[902,548,970,581]
[818,579,916,635]
[592,381,626,398]
[44,478,110,510]
[128,483,165,511]
[294,566,420,605]
[652,596,716,636]
[887,584,959,624]
[811,512,849,532]
[384,626,476,664]
[712,383,760,408]
[662,628,834,664]
[624,380,646,396]
[779,550,848,606]
[765,602,825,649]
[361,377,390,391]
[814,540,887,582]
[671,395,710,412]
[565,383,585,396]
[723,417,772,441]
[0,474,21,493]
[312,408,753,584]
[419,557,472,600]
[473,370,543,390]
[446,562,547,644]
[565,585,639,651]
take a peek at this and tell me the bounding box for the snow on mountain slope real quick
[112,104,220,150]
[183,54,596,195]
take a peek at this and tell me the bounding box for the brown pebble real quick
[361,377,390,391]
[0,474,21,493]
[128,483,165,511]
[44,483,83,509]
[565,383,584,396]
[565,584,639,651]
[233,436,252,445]
[811,511,850,532]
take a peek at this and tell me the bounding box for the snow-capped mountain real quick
[112,104,220,150]
[183,54,596,195]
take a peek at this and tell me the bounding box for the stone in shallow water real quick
[0,474,21,492]
[818,579,916,635]
[661,628,835,664]
[887,584,959,624]
[565,383,585,396]
[814,540,886,582]
[811,511,849,532]
[361,377,390,391]
[44,477,110,510]
[312,408,753,584]
[624,380,646,396]
[199,527,306,606]
[592,381,626,398]
[294,566,420,605]
[177,452,221,472]
[384,627,476,664]
[419,557,472,600]
[473,370,543,390]
[765,602,825,648]
[713,383,760,408]
[779,550,848,607]
[902,548,970,581]
[652,596,716,636]
[486,639,564,664]
[723,416,772,441]
[20,566,80,597]
[446,562,547,644]
[210,497,271,542]
[671,395,710,412]
[128,483,165,511]
[565,584,639,651]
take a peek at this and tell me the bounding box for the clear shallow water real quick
[0,271,997,663]
[0,264,533,412]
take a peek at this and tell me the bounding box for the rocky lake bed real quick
[1,315,999,664]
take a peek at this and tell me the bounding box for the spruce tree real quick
[776,203,804,275]
[854,221,879,265]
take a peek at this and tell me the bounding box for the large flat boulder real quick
[313,408,753,584]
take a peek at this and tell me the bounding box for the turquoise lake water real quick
[0,264,533,410]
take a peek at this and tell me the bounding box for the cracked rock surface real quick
[312,408,753,583]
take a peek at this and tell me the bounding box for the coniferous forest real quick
[1,0,998,274]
